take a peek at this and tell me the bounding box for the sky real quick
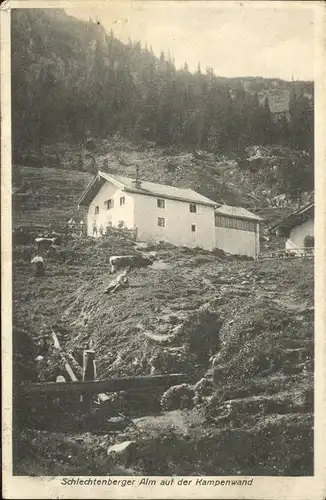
[65,1,314,81]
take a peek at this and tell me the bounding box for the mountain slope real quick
[12,8,313,162]
[13,136,301,233]
[13,234,314,475]
[11,8,313,223]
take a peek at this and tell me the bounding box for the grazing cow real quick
[35,237,56,255]
[284,250,296,258]
[31,255,45,276]
[50,232,63,246]
[109,254,154,274]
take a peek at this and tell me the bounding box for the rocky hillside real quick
[13,134,313,240]
[13,234,313,476]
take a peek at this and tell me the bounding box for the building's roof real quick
[215,204,263,221]
[78,171,217,207]
[269,202,314,233]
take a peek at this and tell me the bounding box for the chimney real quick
[132,166,142,189]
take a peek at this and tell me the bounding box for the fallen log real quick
[51,331,78,382]
[63,358,78,382]
[51,331,61,349]
[67,353,83,377]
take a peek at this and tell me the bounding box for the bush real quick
[177,308,222,365]
[160,384,195,411]
[211,247,227,259]
[188,255,214,267]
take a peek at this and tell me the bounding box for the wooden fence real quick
[258,247,314,261]
[19,374,188,397]
[18,328,187,417]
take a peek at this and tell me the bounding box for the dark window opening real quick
[190,203,197,213]
[191,224,196,232]
[304,235,314,248]
[106,199,113,210]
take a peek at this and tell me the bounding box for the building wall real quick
[85,181,260,256]
[87,182,135,236]
[133,193,216,250]
[285,218,314,251]
[214,224,259,258]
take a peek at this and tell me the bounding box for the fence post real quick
[82,349,95,410]
[55,375,66,407]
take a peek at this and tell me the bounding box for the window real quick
[120,196,125,206]
[215,214,256,232]
[157,198,165,209]
[95,206,99,215]
[304,235,314,248]
[106,199,113,210]
[190,203,197,213]
[158,217,165,227]
[191,224,196,232]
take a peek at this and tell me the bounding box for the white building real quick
[214,205,262,259]
[271,202,314,254]
[77,171,262,258]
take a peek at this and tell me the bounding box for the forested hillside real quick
[12,9,313,159]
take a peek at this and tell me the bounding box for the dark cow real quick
[31,256,45,276]
[284,250,297,258]
[109,254,154,274]
[49,232,63,246]
[35,237,56,255]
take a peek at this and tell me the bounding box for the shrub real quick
[160,384,195,411]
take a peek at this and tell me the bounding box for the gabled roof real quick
[215,204,263,221]
[78,171,217,207]
[269,202,314,233]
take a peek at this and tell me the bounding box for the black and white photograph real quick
[1,1,325,498]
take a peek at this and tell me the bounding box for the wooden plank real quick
[67,353,83,377]
[82,350,95,381]
[64,361,78,382]
[82,350,95,409]
[51,331,78,382]
[19,374,188,396]
[51,331,61,349]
